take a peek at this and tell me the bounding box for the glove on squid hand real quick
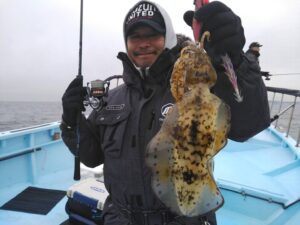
[62,76,87,127]
[184,1,245,68]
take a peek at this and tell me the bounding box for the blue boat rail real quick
[267,86,300,147]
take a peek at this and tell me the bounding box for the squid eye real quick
[195,71,207,77]
[185,49,195,54]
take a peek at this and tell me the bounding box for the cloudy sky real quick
[0,0,299,102]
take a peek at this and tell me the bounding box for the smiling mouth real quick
[133,51,156,57]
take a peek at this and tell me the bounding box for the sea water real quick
[0,101,299,140]
[0,101,62,132]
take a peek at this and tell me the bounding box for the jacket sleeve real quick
[60,111,104,168]
[213,54,271,142]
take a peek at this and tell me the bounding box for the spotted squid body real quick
[145,32,231,217]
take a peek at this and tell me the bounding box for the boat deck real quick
[0,169,74,225]
[0,122,76,225]
[0,123,299,225]
[215,127,300,225]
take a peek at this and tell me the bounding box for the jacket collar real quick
[117,47,180,88]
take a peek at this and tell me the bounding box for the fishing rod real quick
[270,103,295,122]
[73,0,123,180]
[73,0,84,181]
[270,73,300,76]
[78,0,83,78]
[261,72,300,81]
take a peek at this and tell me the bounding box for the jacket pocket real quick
[96,110,130,158]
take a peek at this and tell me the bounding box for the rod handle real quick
[73,155,81,180]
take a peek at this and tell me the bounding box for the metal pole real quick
[275,94,284,128]
[270,92,276,113]
[286,96,297,137]
[296,128,300,147]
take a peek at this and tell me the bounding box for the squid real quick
[145,32,230,217]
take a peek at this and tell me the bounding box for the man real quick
[245,42,263,71]
[61,1,270,224]
[245,42,270,79]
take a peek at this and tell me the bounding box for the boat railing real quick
[85,78,300,147]
[90,78,300,147]
[100,75,123,90]
[267,86,300,147]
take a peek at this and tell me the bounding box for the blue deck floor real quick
[0,124,299,225]
[0,169,75,225]
[215,127,300,225]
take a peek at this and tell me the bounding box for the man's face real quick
[251,46,260,52]
[126,26,165,69]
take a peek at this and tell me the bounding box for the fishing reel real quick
[84,79,108,110]
[83,75,123,110]
[261,71,271,81]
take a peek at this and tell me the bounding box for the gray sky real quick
[0,0,300,102]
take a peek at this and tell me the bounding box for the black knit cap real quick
[125,1,165,37]
[249,42,262,48]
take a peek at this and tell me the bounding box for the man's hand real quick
[261,71,270,77]
[184,1,245,68]
[62,76,87,127]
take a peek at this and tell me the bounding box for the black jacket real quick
[61,43,270,221]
